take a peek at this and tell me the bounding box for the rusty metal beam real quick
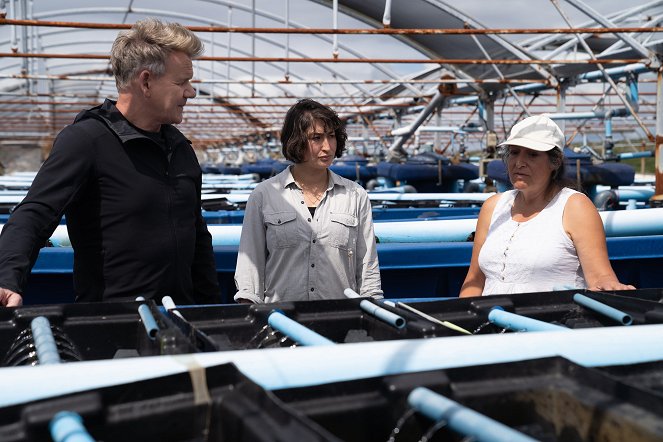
[550,0,655,142]
[0,18,661,36]
[0,52,645,65]
[0,72,554,87]
[1,90,654,100]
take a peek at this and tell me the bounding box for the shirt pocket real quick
[264,210,298,249]
[329,212,358,250]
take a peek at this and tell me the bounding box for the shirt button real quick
[311,263,315,268]
[301,201,304,204]
[307,218,311,222]
[312,239,316,243]
[277,219,281,224]
[310,287,315,292]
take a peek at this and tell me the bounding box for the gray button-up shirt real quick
[234,166,383,303]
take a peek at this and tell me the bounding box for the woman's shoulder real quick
[483,190,514,210]
[564,188,593,209]
[559,186,583,197]
[249,171,289,200]
[478,192,503,217]
[258,168,290,187]
[329,170,366,193]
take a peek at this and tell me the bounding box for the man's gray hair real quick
[110,18,204,91]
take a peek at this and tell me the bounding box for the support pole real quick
[388,90,444,161]
[655,68,663,204]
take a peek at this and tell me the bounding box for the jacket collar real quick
[74,98,187,145]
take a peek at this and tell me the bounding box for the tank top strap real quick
[490,190,518,225]
[546,187,579,218]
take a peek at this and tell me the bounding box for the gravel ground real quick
[0,144,43,174]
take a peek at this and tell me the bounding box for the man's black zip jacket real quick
[0,99,221,304]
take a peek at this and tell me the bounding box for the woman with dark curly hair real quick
[460,114,634,297]
[234,99,382,303]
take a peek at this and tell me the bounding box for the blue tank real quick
[330,155,378,185]
[240,159,290,179]
[377,153,479,193]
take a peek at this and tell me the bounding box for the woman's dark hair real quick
[499,145,578,191]
[280,99,347,163]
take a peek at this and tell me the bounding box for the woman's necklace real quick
[295,179,326,206]
[512,191,553,222]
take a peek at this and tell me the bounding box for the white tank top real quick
[478,188,586,296]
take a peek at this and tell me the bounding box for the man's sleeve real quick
[0,124,94,294]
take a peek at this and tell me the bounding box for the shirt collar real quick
[283,165,347,191]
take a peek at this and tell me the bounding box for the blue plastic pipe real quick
[629,77,639,103]
[344,288,406,329]
[618,151,654,160]
[359,299,406,329]
[267,311,334,346]
[488,307,569,333]
[137,304,159,339]
[616,188,655,202]
[49,411,95,442]
[573,293,633,326]
[30,316,61,365]
[36,207,663,247]
[408,387,537,442]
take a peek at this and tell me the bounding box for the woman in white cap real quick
[460,115,634,297]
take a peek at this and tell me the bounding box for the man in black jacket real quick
[0,18,220,306]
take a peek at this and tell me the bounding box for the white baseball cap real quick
[498,115,565,152]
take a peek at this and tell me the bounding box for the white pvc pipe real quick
[201,173,259,182]
[599,208,663,237]
[199,192,497,205]
[382,0,392,27]
[9,207,663,247]
[2,324,663,408]
[369,192,494,202]
[161,296,185,320]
